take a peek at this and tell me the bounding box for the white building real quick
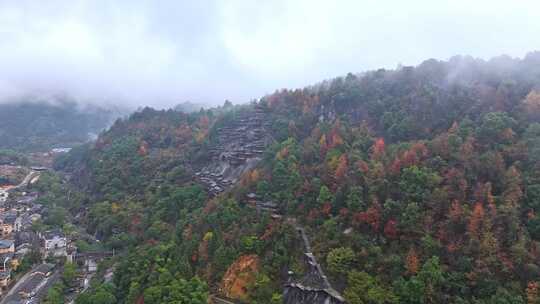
[0,190,8,203]
[51,148,72,153]
[15,214,41,232]
[41,230,67,257]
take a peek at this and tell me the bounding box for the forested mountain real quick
[0,99,122,152]
[52,53,540,303]
[174,101,206,113]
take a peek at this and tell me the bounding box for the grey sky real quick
[0,0,539,108]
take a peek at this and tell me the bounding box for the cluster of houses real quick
[0,191,67,294]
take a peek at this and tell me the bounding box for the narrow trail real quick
[9,170,41,191]
[283,224,345,304]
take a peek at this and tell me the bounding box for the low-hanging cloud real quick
[0,0,539,108]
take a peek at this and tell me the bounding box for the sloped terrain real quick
[0,100,120,152]
[50,53,540,304]
[196,104,273,196]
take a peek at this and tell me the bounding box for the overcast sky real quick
[0,0,539,108]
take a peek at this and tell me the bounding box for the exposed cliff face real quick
[196,105,272,196]
[220,254,260,301]
[283,227,345,304]
[283,286,345,304]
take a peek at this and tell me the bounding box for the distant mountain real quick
[0,99,124,152]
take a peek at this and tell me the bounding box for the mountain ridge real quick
[45,53,540,303]
[0,99,125,152]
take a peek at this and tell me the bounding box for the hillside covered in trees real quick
[53,53,540,303]
[0,99,121,152]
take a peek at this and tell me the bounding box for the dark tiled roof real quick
[0,240,14,249]
[42,229,65,240]
[0,212,17,224]
[0,270,11,279]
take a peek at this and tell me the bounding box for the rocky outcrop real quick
[245,193,281,218]
[283,285,344,304]
[196,105,271,196]
[283,227,345,304]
